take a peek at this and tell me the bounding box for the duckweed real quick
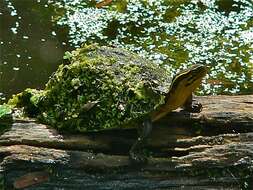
[54,0,253,95]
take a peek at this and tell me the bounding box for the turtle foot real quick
[129,149,148,165]
[128,118,152,165]
[185,101,202,113]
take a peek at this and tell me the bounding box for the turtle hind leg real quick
[183,93,202,113]
[129,118,152,165]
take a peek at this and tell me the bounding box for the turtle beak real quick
[199,66,208,77]
[193,65,208,79]
[184,65,207,87]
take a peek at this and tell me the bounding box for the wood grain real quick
[0,95,253,189]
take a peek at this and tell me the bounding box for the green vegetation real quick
[0,104,12,118]
[0,104,12,122]
[7,44,171,132]
[7,88,44,117]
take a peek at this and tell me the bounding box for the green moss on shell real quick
[0,104,12,120]
[37,44,171,132]
[7,88,45,117]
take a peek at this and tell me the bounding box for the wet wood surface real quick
[0,95,253,189]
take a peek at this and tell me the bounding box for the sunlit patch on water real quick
[55,0,253,95]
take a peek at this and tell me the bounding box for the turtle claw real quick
[184,98,203,113]
[129,137,148,165]
[186,101,202,113]
[129,149,148,165]
[129,118,152,165]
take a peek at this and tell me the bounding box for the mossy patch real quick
[7,88,45,117]
[0,104,12,118]
[38,44,171,132]
[7,44,171,132]
[0,104,13,123]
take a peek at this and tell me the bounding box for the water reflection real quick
[0,0,70,103]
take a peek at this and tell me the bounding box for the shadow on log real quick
[0,95,253,189]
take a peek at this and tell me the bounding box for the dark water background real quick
[0,0,71,103]
[0,0,253,103]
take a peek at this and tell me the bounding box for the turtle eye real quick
[185,74,198,86]
[188,74,195,81]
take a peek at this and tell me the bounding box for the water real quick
[0,0,71,103]
[0,0,253,103]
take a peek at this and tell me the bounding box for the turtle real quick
[8,44,207,163]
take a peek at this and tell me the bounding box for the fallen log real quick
[0,95,253,189]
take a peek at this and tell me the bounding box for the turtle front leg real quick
[183,93,202,113]
[129,118,152,164]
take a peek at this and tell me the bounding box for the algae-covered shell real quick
[40,44,172,132]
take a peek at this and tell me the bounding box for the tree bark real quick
[0,95,253,189]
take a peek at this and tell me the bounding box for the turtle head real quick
[166,64,207,109]
[151,64,207,122]
[169,64,207,96]
[171,64,207,91]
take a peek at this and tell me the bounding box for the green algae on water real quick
[53,0,253,95]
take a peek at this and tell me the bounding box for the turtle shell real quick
[39,44,172,132]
